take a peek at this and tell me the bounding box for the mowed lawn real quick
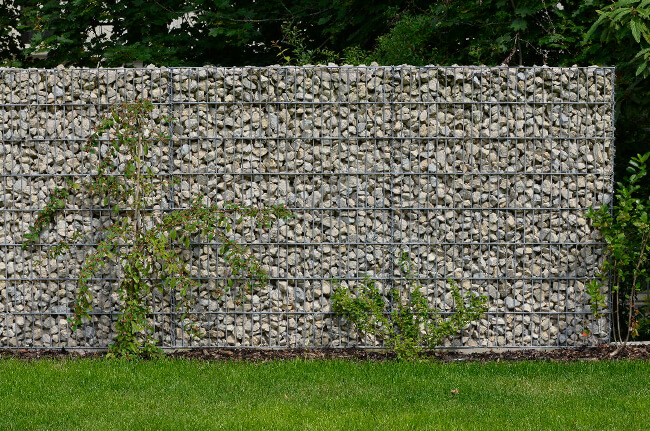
[0,357,648,431]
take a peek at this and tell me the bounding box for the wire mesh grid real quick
[0,66,614,349]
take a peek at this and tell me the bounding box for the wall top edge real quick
[0,65,616,72]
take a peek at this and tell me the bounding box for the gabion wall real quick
[0,66,614,349]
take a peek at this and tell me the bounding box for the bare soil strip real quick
[1,344,649,362]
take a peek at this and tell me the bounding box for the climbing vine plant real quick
[23,100,291,358]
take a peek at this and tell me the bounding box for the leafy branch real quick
[22,178,75,248]
[587,0,650,76]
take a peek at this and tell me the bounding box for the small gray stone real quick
[83,326,96,339]
[7,286,23,303]
[12,179,28,194]
[505,297,520,310]
[293,287,305,304]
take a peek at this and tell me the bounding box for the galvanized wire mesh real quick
[0,66,614,349]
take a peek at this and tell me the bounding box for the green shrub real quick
[587,152,650,343]
[332,252,487,360]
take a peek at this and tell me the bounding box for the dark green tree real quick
[17,0,194,66]
[332,1,607,66]
[11,0,428,67]
[0,0,23,64]
[585,0,650,175]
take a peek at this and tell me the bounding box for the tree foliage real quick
[355,1,602,67]
[584,0,650,178]
[7,0,427,67]
[0,0,22,63]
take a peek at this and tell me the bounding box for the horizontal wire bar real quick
[0,65,616,71]
[1,204,611,212]
[0,100,613,107]
[0,275,604,283]
[0,211,608,219]
[2,311,605,317]
[0,135,615,143]
[0,171,614,179]
[2,240,607,247]
[0,203,605,212]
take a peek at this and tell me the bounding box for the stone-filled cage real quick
[0,66,614,349]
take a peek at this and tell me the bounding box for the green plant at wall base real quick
[587,152,650,344]
[23,100,291,358]
[332,253,487,360]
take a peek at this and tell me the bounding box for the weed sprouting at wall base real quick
[332,252,487,360]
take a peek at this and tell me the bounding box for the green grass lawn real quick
[0,358,648,431]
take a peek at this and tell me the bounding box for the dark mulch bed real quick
[1,344,649,362]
